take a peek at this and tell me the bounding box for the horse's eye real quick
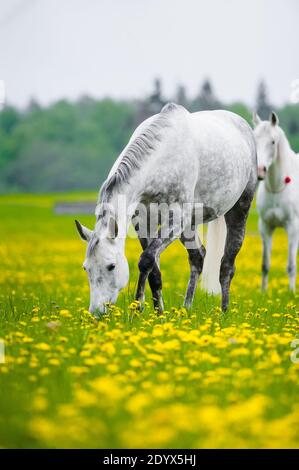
[272,140,275,145]
[107,263,116,271]
[83,266,86,271]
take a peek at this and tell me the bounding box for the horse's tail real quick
[201,216,227,294]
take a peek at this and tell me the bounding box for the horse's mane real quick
[278,126,294,159]
[100,103,182,201]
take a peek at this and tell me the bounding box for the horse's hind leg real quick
[180,227,206,309]
[286,221,299,292]
[220,181,255,311]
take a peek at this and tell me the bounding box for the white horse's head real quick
[75,218,129,316]
[252,111,281,180]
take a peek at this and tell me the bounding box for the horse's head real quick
[75,218,129,316]
[252,111,281,180]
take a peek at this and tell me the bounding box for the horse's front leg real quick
[136,209,185,309]
[259,219,273,291]
[147,258,164,312]
[132,213,164,312]
[286,221,299,292]
[136,202,190,310]
[135,237,171,310]
[180,228,206,309]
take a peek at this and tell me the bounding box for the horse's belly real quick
[258,198,291,228]
[257,185,297,228]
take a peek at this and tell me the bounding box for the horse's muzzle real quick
[258,165,266,181]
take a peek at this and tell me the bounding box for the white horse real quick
[253,111,299,291]
[75,103,257,315]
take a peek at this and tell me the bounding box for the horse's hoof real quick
[154,306,164,315]
[135,300,144,311]
[221,304,228,313]
[183,301,192,311]
[153,298,164,314]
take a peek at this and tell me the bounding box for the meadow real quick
[0,192,298,448]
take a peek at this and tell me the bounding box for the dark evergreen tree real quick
[148,78,165,113]
[135,78,166,125]
[191,79,221,111]
[256,80,272,119]
[176,84,188,108]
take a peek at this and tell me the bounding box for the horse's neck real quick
[97,186,139,245]
[266,131,292,191]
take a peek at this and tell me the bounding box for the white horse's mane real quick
[100,103,182,199]
[278,127,295,159]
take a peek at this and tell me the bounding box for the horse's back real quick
[136,107,256,216]
[103,105,257,219]
[186,110,256,215]
[191,110,256,158]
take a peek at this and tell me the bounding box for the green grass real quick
[0,193,298,448]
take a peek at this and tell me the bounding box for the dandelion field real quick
[0,193,298,449]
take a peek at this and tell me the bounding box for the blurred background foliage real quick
[0,78,298,193]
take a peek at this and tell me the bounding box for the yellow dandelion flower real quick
[35,342,51,351]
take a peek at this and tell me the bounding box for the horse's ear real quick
[252,111,261,127]
[270,111,279,127]
[108,216,118,239]
[75,220,93,241]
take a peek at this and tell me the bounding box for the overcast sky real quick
[0,0,298,108]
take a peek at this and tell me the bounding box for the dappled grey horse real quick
[75,103,257,314]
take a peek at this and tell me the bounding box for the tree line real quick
[0,79,298,192]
